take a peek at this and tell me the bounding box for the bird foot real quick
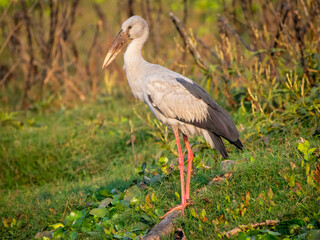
[160,202,189,219]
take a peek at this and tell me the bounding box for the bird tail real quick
[208,132,229,158]
[230,139,243,150]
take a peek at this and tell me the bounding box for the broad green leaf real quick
[134,221,149,230]
[200,209,206,218]
[261,233,279,239]
[175,192,180,200]
[158,156,168,165]
[89,208,107,218]
[81,218,92,233]
[99,198,112,208]
[307,230,320,240]
[99,189,113,198]
[67,210,84,222]
[115,220,125,231]
[51,223,64,229]
[260,229,281,236]
[298,141,309,155]
[190,208,198,218]
[69,231,78,240]
[111,195,121,205]
[155,208,164,217]
[130,197,139,206]
[124,185,140,202]
[151,193,157,202]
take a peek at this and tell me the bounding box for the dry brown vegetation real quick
[0,0,319,115]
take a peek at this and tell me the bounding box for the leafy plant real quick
[49,185,154,239]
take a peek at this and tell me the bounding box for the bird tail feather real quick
[230,139,243,150]
[209,132,229,158]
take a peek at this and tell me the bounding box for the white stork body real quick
[102,16,243,218]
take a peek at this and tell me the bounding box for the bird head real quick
[102,16,148,69]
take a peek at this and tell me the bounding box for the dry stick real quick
[93,3,106,27]
[48,0,58,59]
[148,0,161,56]
[0,60,20,86]
[64,0,79,41]
[195,36,219,60]
[86,24,100,97]
[292,10,314,86]
[0,0,11,23]
[271,1,290,56]
[129,120,138,167]
[315,161,320,188]
[35,1,49,58]
[224,220,279,238]
[21,0,35,110]
[0,22,23,56]
[182,0,188,25]
[145,0,157,55]
[154,0,162,55]
[60,199,69,221]
[181,0,188,61]
[128,0,134,17]
[218,15,256,52]
[169,12,208,71]
[300,0,317,35]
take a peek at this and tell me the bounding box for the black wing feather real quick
[175,78,240,143]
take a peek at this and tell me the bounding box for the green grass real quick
[1,96,319,239]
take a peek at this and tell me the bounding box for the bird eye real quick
[128,25,132,30]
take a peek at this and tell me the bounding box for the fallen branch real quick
[224,220,279,238]
[143,211,181,240]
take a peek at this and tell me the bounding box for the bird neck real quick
[124,29,149,67]
[123,32,149,101]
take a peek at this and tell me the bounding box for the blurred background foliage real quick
[1,1,320,239]
[0,0,319,134]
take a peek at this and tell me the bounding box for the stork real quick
[102,16,243,218]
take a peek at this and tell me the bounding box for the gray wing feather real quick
[145,74,240,142]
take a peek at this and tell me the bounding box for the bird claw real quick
[159,202,189,219]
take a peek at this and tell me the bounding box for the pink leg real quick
[183,134,193,201]
[160,130,188,219]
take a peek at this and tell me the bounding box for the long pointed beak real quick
[102,29,129,69]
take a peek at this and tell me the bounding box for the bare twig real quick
[93,3,106,27]
[195,36,218,60]
[0,60,20,86]
[86,24,99,77]
[129,120,137,166]
[224,220,279,238]
[271,0,290,56]
[59,199,69,221]
[0,0,11,23]
[292,9,314,86]
[21,0,36,110]
[182,0,188,25]
[0,22,23,56]
[218,15,256,52]
[300,0,316,35]
[128,0,134,17]
[314,161,320,189]
[169,12,208,71]
[154,0,162,55]
[145,0,158,55]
